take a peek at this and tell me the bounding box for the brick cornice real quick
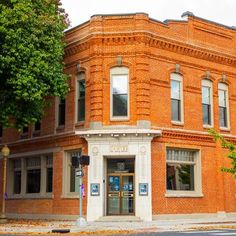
[64,31,236,67]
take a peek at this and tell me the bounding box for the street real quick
[1,229,236,235]
[128,229,236,236]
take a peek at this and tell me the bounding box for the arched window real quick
[170,73,184,123]
[202,79,213,127]
[110,67,129,119]
[218,83,229,129]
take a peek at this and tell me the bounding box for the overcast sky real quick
[61,0,236,29]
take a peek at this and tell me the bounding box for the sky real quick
[61,0,236,29]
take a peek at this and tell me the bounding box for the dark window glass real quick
[202,86,211,125]
[23,126,28,133]
[77,80,85,121]
[202,104,211,125]
[58,98,65,126]
[70,165,75,192]
[220,107,227,127]
[13,171,21,194]
[171,99,181,121]
[27,169,41,193]
[0,126,2,137]
[219,89,227,127]
[166,163,194,191]
[112,75,128,117]
[113,94,128,116]
[46,167,53,193]
[171,80,181,121]
[34,121,41,131]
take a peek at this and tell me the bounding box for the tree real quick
[209,129,236,178]
[0,0,69,130]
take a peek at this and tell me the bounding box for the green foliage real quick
[0,0,69,130]
[209,129,236,178]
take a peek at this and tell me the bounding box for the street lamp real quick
[0,145,10,223]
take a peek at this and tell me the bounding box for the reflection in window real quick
[46,156,53,193]
[112,75,128,117]
[166,149,197,191]
[13,159,21,194]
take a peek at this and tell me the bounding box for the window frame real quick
[110,67,129,121]
[62,151,81,198]
[202,79,214,128]
[7,155,53,199]
[218,83,230,130]
[57,97,66,127]
[170,73,184,125]
[165,147,203,197]
[76,72,86,123]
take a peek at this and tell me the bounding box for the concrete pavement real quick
[0,216,235,235]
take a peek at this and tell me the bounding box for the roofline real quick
[64,12,236,35]
[181,11,236,30]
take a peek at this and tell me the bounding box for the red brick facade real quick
[0,12,236,220]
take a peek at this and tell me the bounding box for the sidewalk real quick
[0,217,236,235]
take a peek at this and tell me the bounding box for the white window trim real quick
[202,79,214,128]
[171,73,184,125]
[75,73,85,124]
[165,148,203,198]
[7,155,53,199]
[62,152,79,198]
[110,67,130,121]
[218,83,230,130]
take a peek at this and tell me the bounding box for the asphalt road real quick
[128,229,236,236]
[1,229,236,235]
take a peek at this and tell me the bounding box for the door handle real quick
[122,192,133,197]
[108,193,120,197]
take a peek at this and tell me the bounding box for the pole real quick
[0,156,7,223]
[76,163,86,226]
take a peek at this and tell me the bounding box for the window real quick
[58,98,66,126]
[63,150,82,197]
[202,80,213,126]
[111,67,129,119]
[218,83,229,129]
[13,159,21,194]
[77,73,85,122]
[9,154,53,198]
[0,126,2,138]
[26,157,41,193]
[46,156,53,193]
[166,148,202,197]
[171,73,183,123]
[23,126,28,134]
[34,121,41,131]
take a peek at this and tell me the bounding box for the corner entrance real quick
[107,158,135,215]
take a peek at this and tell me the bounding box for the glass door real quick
[107,174,134,215]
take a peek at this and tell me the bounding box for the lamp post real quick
[0,145,10,223]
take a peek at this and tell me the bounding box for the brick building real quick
[0,12,236,221]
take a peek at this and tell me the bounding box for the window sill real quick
[203,124,213,129]
[165,192,203,198]
[110,117,129,122]
[75,121,85,129]
[8,193,53,200]
[220,127,230,132]
[61,194,80,199]
[56,125,65,132]
[171,121,184,126]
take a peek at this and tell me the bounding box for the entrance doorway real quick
[107,158,135,215]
